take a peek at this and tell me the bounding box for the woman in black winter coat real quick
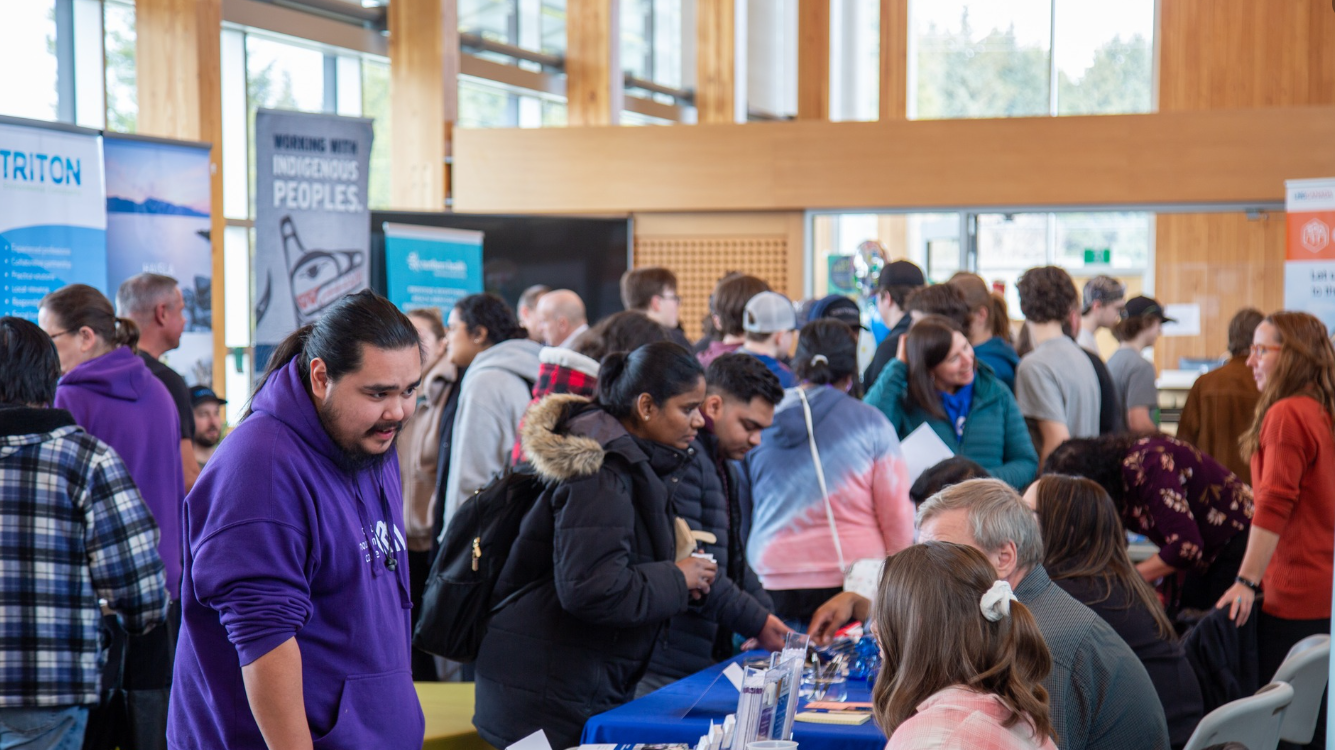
[473,342,719,750]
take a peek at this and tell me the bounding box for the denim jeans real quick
[0,706,88,750]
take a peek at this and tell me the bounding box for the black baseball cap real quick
[190,385,228,407]
[804,295,868,331]
[877,260,926,291]
[1123,296,1176,323]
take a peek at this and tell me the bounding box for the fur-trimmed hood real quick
[520,394,614,483]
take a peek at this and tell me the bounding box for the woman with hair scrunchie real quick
[873,542,1057,749]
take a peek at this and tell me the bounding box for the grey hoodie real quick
[441,337,542,529]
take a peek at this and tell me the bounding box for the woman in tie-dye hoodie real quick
[740,320,915,629]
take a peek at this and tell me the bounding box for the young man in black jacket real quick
[637,354,792,695]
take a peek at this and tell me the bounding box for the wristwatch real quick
[1236,575,1262,592]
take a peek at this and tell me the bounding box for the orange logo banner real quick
[1287,211,1335,261]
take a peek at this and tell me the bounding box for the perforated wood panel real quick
[634,235,790,342]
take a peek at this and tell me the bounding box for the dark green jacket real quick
[864,360,1038,489]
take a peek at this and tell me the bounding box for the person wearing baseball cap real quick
[741,291,799,388]
[1078,275,1127,357]
[189,385,227,469]
[802,294,868,332]
[1107,296,1173,434]
[865,260,926,387]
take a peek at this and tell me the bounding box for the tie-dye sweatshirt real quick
[740,385,915,590]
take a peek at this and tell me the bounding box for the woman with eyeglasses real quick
[1216,312,1335,712]
[38,284,185,596]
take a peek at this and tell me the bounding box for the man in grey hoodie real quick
[441,293,543,529]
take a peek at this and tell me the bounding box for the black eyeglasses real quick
[47,329,76,340]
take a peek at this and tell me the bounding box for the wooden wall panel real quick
[797,0,831,120]
[453,107,1335,213]
[696,0,738,124]
[1159,0,1335,112]
[878,0,908,121]
[633,212,805,340]
[1154,212,1286,369]
[135,0,226,394]
[567,0,622,126]
[1152,0,1335,365]
[389,0,456,210]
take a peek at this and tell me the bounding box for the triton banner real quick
[253,109,373,345]
[0,121,106,321]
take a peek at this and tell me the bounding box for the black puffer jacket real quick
[645,430,773,682]
[474,395,692,750]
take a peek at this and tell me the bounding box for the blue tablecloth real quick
[580,653,886,750]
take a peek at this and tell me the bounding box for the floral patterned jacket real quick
[1120,436,1253,571]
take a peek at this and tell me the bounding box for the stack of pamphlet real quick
[728,634,808,750]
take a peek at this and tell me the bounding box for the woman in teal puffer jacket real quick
[864,315,1038,489]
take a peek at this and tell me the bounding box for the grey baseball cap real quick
[1081,275,1126,314]
[743,291,798,334]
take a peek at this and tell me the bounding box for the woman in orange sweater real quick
[1217,311,1335,686]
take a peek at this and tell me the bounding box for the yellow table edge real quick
[416,682,497,750]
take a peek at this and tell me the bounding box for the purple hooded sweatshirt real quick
[167,357,423,750]
[54,346,185,597]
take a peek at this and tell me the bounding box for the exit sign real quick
[1084,248,1111,265]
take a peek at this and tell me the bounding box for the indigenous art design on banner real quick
[383,223,484,313]
[253,110,373,345]
[104,136,214,385]
[0,121,107,320]
[1284,178,1335,332]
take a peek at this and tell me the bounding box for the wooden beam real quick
[452,107,1335,213]
[567,0,622,126]
[389,0,457,210]
[878,0,908,120]
[797,0,830,120]
[135,0,226,395]
[696,0,738,124]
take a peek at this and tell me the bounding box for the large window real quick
[0,1,60,122]
[748,0,798,120]
[105,0,137,132]
[829,0,880,122]
[460,0,567,56]
[809,210,1153,330]
[909,0,1154,119]
[0,0,134,130]
[622,0,691,94]
[459,76,567,129]
[975,211,1153,319]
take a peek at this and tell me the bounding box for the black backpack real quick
[412,466,548,662]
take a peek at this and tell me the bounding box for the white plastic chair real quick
[1269,634,1331,745]
[1182,681,1294,750]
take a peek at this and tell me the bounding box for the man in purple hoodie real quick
[169,290,426,750]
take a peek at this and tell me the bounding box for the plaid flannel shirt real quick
[511,354,599,464]
[0,407,168,707]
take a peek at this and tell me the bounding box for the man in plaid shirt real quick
[0,317,168,747]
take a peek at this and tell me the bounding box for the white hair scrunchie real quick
[811,354,829,366]
[980,580,1018,622]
